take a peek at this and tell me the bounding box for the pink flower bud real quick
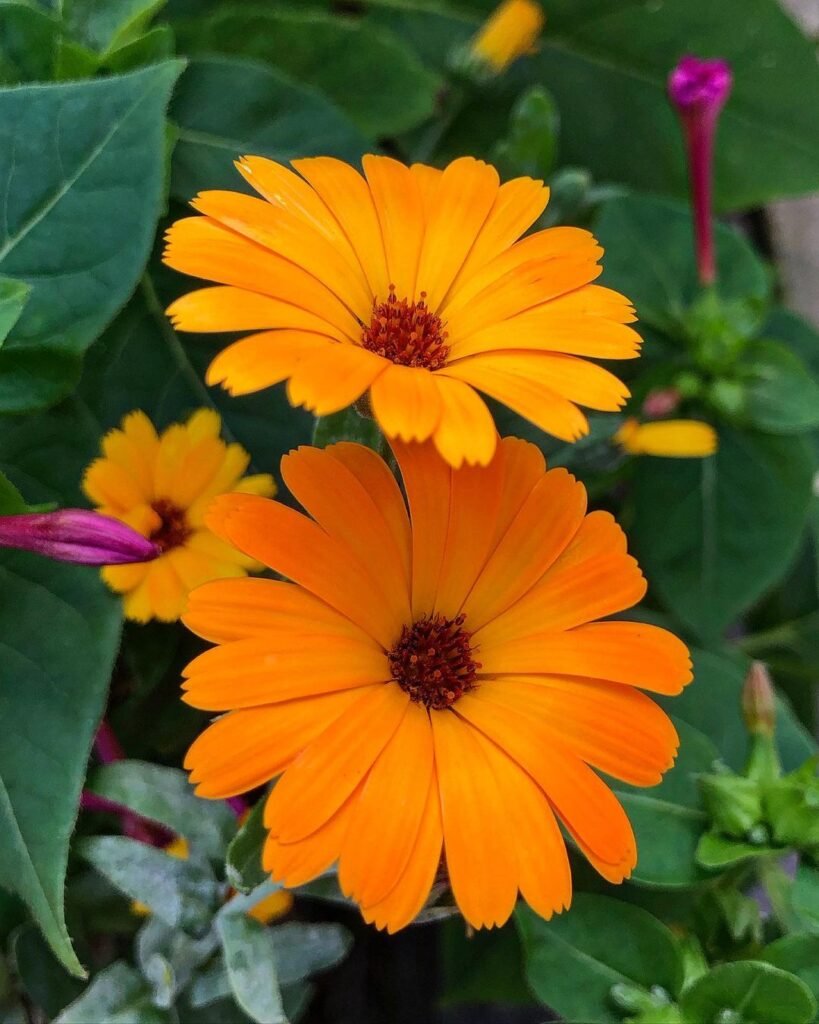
[0,509,158,565]
[742,661,776,738]
[668,55,733,286]
[642,387,681,419]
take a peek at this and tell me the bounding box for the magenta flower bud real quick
[668,55,733,286]
[0,509,159,565]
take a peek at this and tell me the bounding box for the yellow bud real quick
[615,417,717,458]
[470,0,545,73]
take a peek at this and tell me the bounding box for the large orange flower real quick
[164,155,640,468]
[181,436,690,931]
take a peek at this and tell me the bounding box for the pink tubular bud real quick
[0,509,158,566]
[668,55,733,286]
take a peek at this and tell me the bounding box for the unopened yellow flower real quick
[470,0,545,73]
[164,154,640,469]
[615,418,717,458]
[182,437,691,933]
[83,409,275,622]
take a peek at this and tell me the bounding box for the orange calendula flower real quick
[164,154,640,468]
[615,417,717,458]
[83,409,275,623]
[182,437,691,932]
[470,0,545,73]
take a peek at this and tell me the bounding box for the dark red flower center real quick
[361,286,449,370]
[389,613,480,711]
[149,499,192,554]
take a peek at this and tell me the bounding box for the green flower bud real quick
[699,772,763,838]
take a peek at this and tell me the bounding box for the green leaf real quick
[225,798,266,895]
[492,86,559,180]
[312,407,383,449]
[763,934,819,1007]
[217,913,286,1024]
[12,924,84,1019]
[516,894,684,1024]
[55,962,170,1024]
[0,2,60,83]
[613,719,716,887]
[78,836,220,935]
[765,308,819,380]
[170,55,367,201]
[441,921,533,1007]
[0,555,122,977]
[0,279,29,348]
[740,340,819,434]
[270,923,351,987]
[180,6,441,135]
[594,194,768,330]
[696,831,778,870]
[661,648,816,773]
[135,916,219,1009]
[373,0,819,209]
[88,761,237,862]
[630,427,814,643]
[0,61,183,414]
[679,960,817,1024]
[103,26,176,75]
[0,470,25,514]
[63,0,165,55]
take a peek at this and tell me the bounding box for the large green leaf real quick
[170,56,368,201]
[593,193,768,329]
[0,554,122,976]
[0,61,183,414]
[179,6,441,136]
[516,894,684,1023]
[763,934,819,1008]
[630,427,814,643]
[740,340,819,435]
[613,719,715,888]
[0,2,60,83]
[371,0,819,209]
[55,962,170,1024]
[680,960,816,1024]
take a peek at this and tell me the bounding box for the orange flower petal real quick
[205,493,402,648]
[390,438,452,619]
[479,621,693,695]
[370,364,442,443]
[163,217,360,338]
[441,357,589,443]
[492,436,546,545]
[184,688,372,797]
[360,771,443,933]
[474,725,572,920]
[206,330,331,396]
[477,677,679,787]
[183,577,371,645]
[265,684,409,843]
[182,634,389,710]
[431,375,497,468]
[191,190,372,319]
[286,342,387,416]
[449,312,642,362]
[462,468,586,632]
[293,156,390,300]
[281,445,411,622]
[431,710,518,929]
[415,157,499,312]
[167,286,346,339]
[363,155,425,300]
[475,511,647,645]
[338,702,434,906]
[450,176,550,296]
[456,691,637,879]
[325,442,411,585]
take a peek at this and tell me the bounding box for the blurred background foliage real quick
[1,0,819,1021]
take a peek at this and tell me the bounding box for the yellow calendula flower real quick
[470,0,545,73]
[83,409,275,622]
[164,154,640,469]
[181,437,691,933]
[615,417,718,458]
